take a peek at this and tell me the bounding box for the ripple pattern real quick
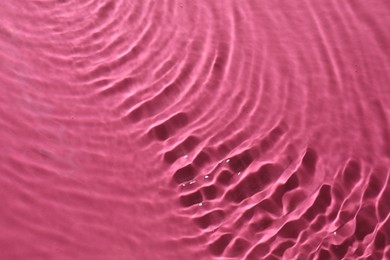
[1,0,390,259]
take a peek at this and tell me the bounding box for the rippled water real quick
[1,1,390,259]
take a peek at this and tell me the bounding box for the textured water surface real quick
[1,1,390,259]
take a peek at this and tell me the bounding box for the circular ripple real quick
[1,0,390,259]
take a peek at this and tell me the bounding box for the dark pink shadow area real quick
[1,0,390,259]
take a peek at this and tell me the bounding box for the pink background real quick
[1,1,390,259]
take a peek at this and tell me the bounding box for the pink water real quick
[1,1,390,259]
